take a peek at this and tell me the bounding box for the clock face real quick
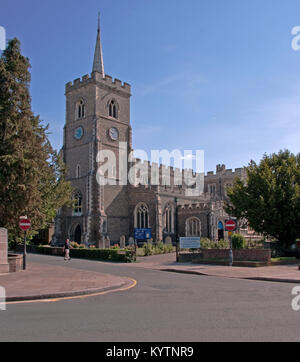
[74,126,83,140]
[109,127,119,141]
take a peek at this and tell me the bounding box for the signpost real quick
[225,219,237,266]
[225,219,237,232]
[180,237,201,249]
[134,228,152,241]
[19,217,31,270]
[133,228,152,260]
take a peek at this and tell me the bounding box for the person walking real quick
[63,239,71,261]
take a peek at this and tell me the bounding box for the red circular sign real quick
[19,218,31,231]
[225,219,237,232]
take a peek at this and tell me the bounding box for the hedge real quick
[70,248,134,263]
[16,245,135,263]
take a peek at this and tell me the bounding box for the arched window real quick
[185,217,201,237]
[73,191,82,215]
[76,99,85,119]
[108,100,118,119]
[209,184,216,195]
[134,203,149,229]
[164,205,173,233]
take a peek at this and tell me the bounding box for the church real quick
[54,19,250,247]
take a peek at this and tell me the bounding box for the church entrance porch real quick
[74,224,82,244]
[69,223,83,245]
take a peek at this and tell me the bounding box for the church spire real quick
[92,13,105,77]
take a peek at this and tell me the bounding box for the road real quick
[0,254,299,342]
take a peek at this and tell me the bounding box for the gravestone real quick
[120,235,126,249]
[0,228,9,273]
[96,236,105,249]
[105,236,110,249]
[165,236,172,245]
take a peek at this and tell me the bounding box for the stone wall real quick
[8,254,23,273]
[202,249,271,262]
[178,249,271,263]
[0,228,9,273]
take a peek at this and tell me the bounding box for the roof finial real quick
[92,12,105,77]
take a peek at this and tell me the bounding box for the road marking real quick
[6,278,137,305]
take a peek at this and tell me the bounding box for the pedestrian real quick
[63,239,71,261]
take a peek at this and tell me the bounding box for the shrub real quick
[143,243,153,256]
[198,238,230,250]
[124,249,136,263]
[246,239,264,249]
[199,238,212,250]
[164,244,174,254]
[216,239,230,249]
[231,234,246,249]
[154,241,165,255]
[70,242,80,249]
[70,248,135,262]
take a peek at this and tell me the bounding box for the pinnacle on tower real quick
[92,13,105,77]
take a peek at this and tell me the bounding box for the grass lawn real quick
[271,257,297,262]
[136,246,176,257]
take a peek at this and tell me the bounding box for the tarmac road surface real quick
[0,254,299,342]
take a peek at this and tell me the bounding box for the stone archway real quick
[74,224,82,244]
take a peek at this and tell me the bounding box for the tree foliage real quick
[0,38,72,243]
[225,150,300,248]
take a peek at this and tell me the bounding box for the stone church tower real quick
[55,17,132,246]
[54,17,252,247]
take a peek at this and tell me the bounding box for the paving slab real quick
[129,253,300,284]
[0,262,134,301]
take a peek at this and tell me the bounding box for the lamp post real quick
[19,216,30,270]
[229,232,233,267]
[175,197,179,262]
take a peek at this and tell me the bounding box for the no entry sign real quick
[225,219,237,232]
[19,218,31,231]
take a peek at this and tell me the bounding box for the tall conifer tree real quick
[0,38,72,243]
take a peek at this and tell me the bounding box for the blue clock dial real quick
[109,127,119,141]
[75,127,83,140]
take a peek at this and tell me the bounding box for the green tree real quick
[225,150,300,249]
[231,234,246,249]
[0,38,72,244]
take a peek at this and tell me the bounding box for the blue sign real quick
[134,228,152,240]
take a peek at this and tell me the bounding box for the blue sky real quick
[2,0,300,172]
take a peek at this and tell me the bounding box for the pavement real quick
[131,253,300,284]
[0,261,135,302]
[1,252,300,302]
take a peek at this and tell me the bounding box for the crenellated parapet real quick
[178,202,211,211]
[205,164,247,179]
[65,72,131,95]
[128,158,204,191]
